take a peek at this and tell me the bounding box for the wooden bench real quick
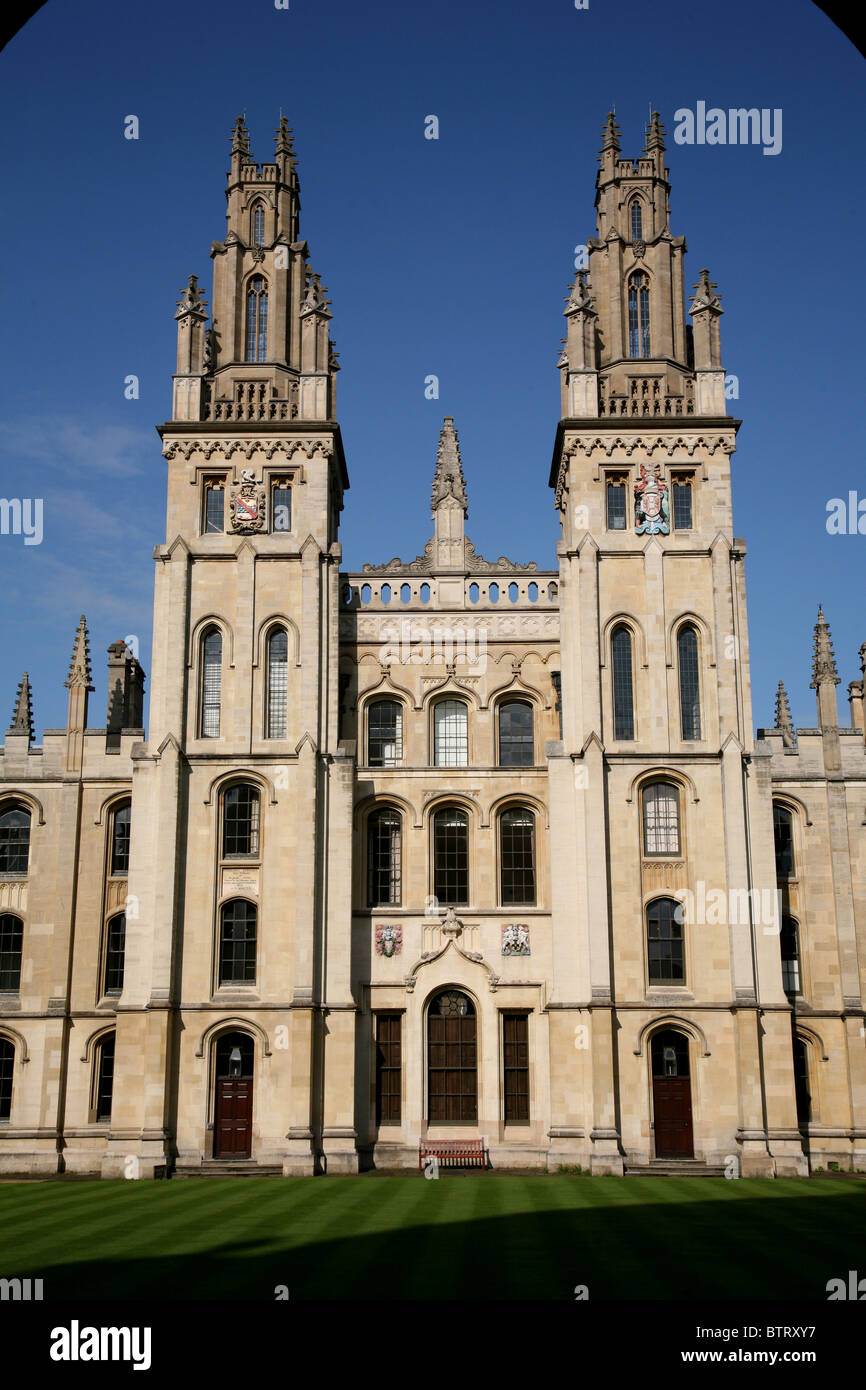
[419,1138,488,1171]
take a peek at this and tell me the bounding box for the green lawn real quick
[0,1175,863,1300]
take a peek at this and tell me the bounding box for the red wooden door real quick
[652,1075,694,1158]
[214,1078,253,1158]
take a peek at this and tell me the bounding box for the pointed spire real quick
[600,111,620,153]
[565,270,595,317]
[689,267,722,315]
[274,115,295,159]
[230,114,250,158]
[644,110,665,152]
[810,606,840,690]
[175,273,206,320]
[65,616,94,692]
[774,680,795,749]
[8,672,33,741]
[431,417,467,515]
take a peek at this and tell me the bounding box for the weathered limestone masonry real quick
[0,113,863,1177]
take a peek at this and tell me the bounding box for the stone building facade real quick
[1,114,864,1178]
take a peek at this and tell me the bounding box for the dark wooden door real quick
[429,1009,477,1123]
[214,1078,253,1158]
[652,1075,694,1158]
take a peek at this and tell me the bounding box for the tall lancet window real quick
[630,199,643,241]
[252,203,265,246]
[611,625,635,740]
[267,628,288,739]
[678,625,702,740]
[200,628,222,739]
[245,276,268,363]
[628,272,651,358]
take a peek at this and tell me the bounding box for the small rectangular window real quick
[503,1014,529,1124]
[606,479,627,530]
[272,482,292,533]
[203,481,225,534]
[376,1014,401,1126]
[672,479,693,530]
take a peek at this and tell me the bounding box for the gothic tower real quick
[104,118,353,1177]
[547,113,806,1176]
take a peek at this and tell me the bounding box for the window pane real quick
[272,485,292,533]
[611,626,635,740]
[498,701,533,766]
[95,1035,115,1122]
[267,629,288,739]
[0,915,23,991]
[376,1014,401,1125]
[201,630,222,738]
[204,485,224,534]
[500,808,536,905]
[433,808,468,906]
[219,901,257,984]
[110,803,131,875]
[646,899,685,983]
[673,481,693,529]
[222,785,260,857]
[253,204,265,244]
[678,627,701,740]
[0,1039,13,1120]
[104,914,126,994]
[367,809,402,907]
[607,481,626,529]
[781,916,800,995]
[631,200,642,241]
[773,805,795,881]
[368,701,403,767]
[503,1014,529,1124]
[434,701,468,767]
[643,783,680,856]
[0,807,30,876]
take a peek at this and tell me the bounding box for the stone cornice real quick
[550,428,738,508]
[161,436,334,462]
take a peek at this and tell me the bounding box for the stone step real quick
[625,1162,727,1178]
[172,1162,283,1179]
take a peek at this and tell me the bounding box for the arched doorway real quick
[428,989,477,1124]
[213,1031,254,1159]
[651,1029,694,1159]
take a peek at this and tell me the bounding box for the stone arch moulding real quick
[93,789,132,828]
[188,614,235,670]
[487,790,549,832]
[358,676,415,719]
[0,789,45,827]
[625,766,699,805]
[79,1023,117,1065]
[0,1024,30,1064]
[422,791,483,826]
[194,1016,272,1060]
[486,675,549,713]
[404,936,501,994]
[633,1015,710,1059]
[794,1024,829,1062]
[203,767,279,808]
[666,611,713,668]
[353,792,418,832]
[601,613,649,670]
[772,791,814,829]
[255,614,301,670]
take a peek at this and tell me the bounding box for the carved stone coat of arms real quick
[229,469,266,534]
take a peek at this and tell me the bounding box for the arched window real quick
[244,275,268,363]
[267,628,288,739]
[642,781,680,856]
[780,915,801,996]
[367,808,402,907]
[0,804,30,876]
[773,804,795,882]
[432,807,469,906]
[252,202,265,246]
[0,1038,13,1121]
[628,272,651,358]
[433,700,468,767]
[646,898,685,983]
[367,700,403,767]
[500,807,536,905]
[428,989,476,1123]
[110,802,131,876]
[611,625,635,740]
[200,628,222,738]
[222,784,260,857]
[219,900,257,985]
[93,1033,115,1123]
[104,913,126,995]
[0,915,23,992]
[630,198,643,241]
[677,626,701,740]
[498,700,534,766]
[793,1035,811,1125]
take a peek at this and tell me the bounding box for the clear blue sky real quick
[0,0,863,734]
